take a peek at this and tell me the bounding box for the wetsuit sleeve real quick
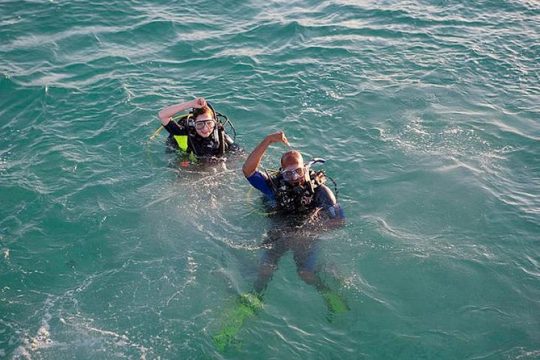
[163,121,187,136]
[246,171,275,199]
[314,185,345,220]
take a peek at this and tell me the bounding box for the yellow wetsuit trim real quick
[173,135,188,152]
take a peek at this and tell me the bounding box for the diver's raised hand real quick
[192,97,207,109]
[265,131,290,147]
[159,98,206,125]
[243,131,289,177]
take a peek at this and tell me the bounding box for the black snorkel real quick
[206,102,226,156]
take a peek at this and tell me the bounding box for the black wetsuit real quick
[163,120,238,157]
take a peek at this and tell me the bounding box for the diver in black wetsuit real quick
[158,97,239,162]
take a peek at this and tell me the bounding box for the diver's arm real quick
[325,203,346,227]
[315,185,345,227]
[158,97,207,126]
[242,131,289,177]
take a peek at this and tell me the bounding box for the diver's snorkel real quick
[304,158,326,193]
[306,157,339,198]
[205,102,223,151]
[306,158,326,168]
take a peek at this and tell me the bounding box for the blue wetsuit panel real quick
[246,171,275,200]
[314,185,345,220]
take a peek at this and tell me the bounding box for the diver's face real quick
[194,114,215,138]
[281,158,306,186]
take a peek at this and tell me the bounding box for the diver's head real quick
[192,106,216,138]
[280,150,306,186]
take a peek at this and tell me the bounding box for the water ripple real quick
[1,0,539,358]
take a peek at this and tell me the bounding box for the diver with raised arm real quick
[158,97,239,161]
[242,131,345,292]
[213,131,347,351]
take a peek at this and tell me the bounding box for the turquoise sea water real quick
[1,0,539,358]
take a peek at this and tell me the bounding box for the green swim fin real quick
[213,292,263,352]
[321,289,349,316]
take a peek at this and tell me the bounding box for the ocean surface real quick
[1,0,539,359]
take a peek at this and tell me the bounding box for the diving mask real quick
[194,119,216,130]
[281,166,305,182]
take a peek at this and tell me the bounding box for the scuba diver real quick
[242,131,345,293]
[158,97,239,160]
[212,131,347,351]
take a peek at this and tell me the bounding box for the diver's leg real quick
[293,240,325,288]
[213,238,288,351]
[253,240,288,294]
[213,235,289,351]
[294,241,349,315]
